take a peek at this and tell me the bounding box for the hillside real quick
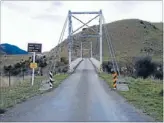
[0,43,28,55]
[47,19,163,64]
[153,22,163,31]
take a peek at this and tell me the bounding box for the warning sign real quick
[30,63,37,69]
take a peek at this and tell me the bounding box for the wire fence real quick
[0,74,31,87]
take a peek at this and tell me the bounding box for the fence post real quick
[23,70,24,80]
[9,71,11,86]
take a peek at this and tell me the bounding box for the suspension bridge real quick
[49,10,120,77]
[0,10,154,122]
[47,10,128,90]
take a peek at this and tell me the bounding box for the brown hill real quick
[153,22,163,31]
[47,19,163,63]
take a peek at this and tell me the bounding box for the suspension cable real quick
[102,15,120,76]
[58,16,69,61]
[102,23,116,72]
[101,16,116,72]
[48,16,68,74]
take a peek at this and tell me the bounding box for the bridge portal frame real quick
[68,10,103,72]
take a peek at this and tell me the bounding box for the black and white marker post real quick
[49,71,54,88]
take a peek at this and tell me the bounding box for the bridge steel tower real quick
[67,10,103,72]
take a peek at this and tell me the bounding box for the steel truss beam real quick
[79,35,100,38]
[72,15,98,34]
[71,12,99,14]
[71,15,99,34]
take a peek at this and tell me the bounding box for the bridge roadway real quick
[0,59,153,122]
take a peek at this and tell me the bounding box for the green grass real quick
[0,76,44,109]
[52,74,69,88]
[99,73,163,121]
[0,74,69,110]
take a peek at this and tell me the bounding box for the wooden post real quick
[9,71,11,86]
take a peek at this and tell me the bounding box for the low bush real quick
[102,61,113,73]
[3,55,48,76]
[134,56,156,79]
[102,56,163,80]
[153,62,163,80]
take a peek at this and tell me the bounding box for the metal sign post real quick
[27,43,42,86]
[31,52,35,86]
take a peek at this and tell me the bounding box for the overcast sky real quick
[1,1,163,52]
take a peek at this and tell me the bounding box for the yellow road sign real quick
[30,63,37,69]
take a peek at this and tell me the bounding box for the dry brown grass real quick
[0,54,32,66]
[0,75,32,87]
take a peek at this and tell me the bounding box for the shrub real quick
[43,55,46,58]
[0,109,6,114]
[60,57,68,65]
[14,63,21,69]
[3,65,12,73]
[102,61,113,73]
[11,68,21,76]
[154,71,163,80]
[153,62,163,80]
[102,61,108,72]
[39,61,47,68]
[140,20,144,24]
[134,56,156,79]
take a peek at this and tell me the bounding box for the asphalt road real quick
[0,59,154,122]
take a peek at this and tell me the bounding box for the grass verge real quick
[99,72,163,121]
[0,74,69,112]
[52,74,69,88]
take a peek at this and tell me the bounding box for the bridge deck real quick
[90,57,100,70]
[70,58,82,71]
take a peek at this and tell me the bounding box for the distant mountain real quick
[0,43,28,55]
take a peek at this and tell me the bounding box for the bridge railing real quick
[90,57,100,70]
[70,58,83,72]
